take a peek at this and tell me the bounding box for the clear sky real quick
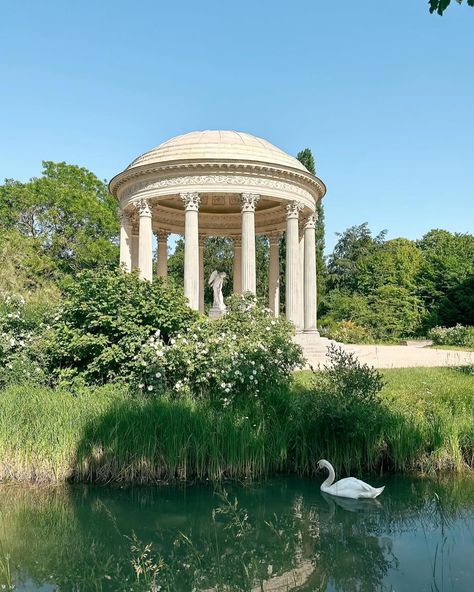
[1,0,473,252]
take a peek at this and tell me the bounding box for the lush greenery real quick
[135,293,303,405]
[320,224,474,342]
[0,162,118,288]
[45,268,197,385]
[428,324,474,348]
[0,349,473,483]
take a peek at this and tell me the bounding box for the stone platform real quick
[293,333,474,369]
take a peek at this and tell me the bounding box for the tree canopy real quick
[0,162,119,300]
[429,0,474,15]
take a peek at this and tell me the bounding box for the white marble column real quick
[297,223,305,330]
[119,210,132,272]
[304,213,319,333]
[199,234,206,313]
[155,231,168,281]
[268,232,280,317]
[241,193,260,294]
[131,229,139,271]
[181,192,200,310]
[136,199,153,281]
[285,201,303,326]
[233,235,242,294]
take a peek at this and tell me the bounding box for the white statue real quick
[208,270,227,310]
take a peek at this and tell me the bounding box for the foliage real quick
[305,345,385,449]
[135,293,304,406]
[320,319,373,344]
[429,0,474,16]
[428,325,474,348]
[2,364,473,483]
[417,230,474,328]
[46,267,197,385]
[327,223,387,294]
[0,292,51,388]
[0,161,118,277]
[323,225,473,341]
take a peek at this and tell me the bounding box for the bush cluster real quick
[134,293,304,407]
[0,293,50,387]
[428,324,474,348]
[45,268,198,385]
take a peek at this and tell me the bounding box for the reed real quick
[0,366,473,483]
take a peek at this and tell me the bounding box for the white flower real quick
[147,385,153,391]
[155,371,162,378]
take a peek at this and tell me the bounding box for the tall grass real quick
[0,366,473,483]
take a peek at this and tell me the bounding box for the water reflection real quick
[0,475,473,591]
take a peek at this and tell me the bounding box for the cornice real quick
[109,159,326,201]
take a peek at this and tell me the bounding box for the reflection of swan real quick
[321,491,381,513]
[317,459,385,499]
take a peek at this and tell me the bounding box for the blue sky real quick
[1,0,473,252]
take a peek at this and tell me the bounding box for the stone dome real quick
[127,130,308,173]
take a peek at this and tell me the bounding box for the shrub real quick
[295,344,385,471]
[46,268,198,385]
[134,293,304,407]
[0,293,50,387]
[319,319,372,343]
[428,324,474,348]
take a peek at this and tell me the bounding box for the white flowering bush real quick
[0,293,48,386]
[133,294,304,406]
[428,324,474,348]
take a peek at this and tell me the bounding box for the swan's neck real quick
[321,462,335,488]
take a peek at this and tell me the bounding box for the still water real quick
[0,475,473,591]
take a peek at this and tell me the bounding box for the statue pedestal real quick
[209,306,226,319]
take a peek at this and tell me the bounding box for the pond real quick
[1,474,473,591]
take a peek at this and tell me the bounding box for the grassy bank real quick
[0,366,473,483]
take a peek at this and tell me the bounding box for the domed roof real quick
[127,130,308,172]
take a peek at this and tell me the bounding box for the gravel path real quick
[296,335,474,369]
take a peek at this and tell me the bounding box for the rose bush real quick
[133,293,304,407]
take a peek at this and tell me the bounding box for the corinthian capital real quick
[241,193,260,212]
[181,192,200,211]
[286,201,304,219]
[135,199,152,217]
[155,230,169,242]
[118,209,132,226]
[268,231,282,245]
[304,214,318,230]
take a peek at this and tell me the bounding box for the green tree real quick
[296,148,327,310]
[0,161,119,277]
[356,238,422,295]
[327,223,387,293]
[429,0,474,15]
[417,229,474,327]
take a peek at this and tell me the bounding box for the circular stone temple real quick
[109,130,326,332]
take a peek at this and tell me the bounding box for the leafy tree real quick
[296,148,327,308]
[429,0,474,16]
[356,238,422,295]
[417,229,474,327]
[327,223,387,293]
[0,161,119,277]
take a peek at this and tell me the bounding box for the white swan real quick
[317,459,385,499]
